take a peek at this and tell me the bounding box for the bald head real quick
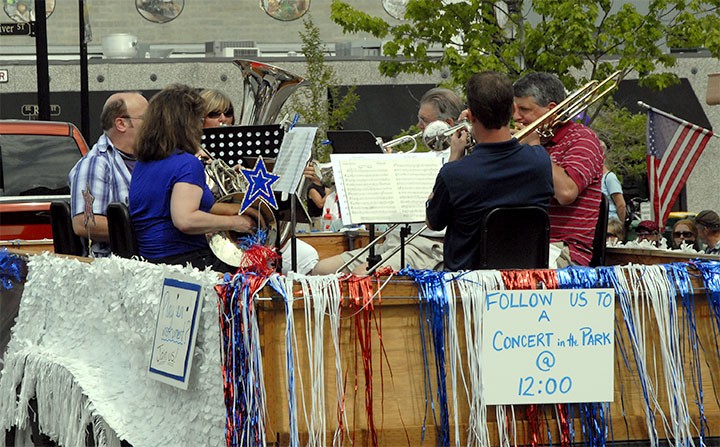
[100,91,148,155]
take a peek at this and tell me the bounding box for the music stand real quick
[201,124,284,167]
[327,130,385,154]
[327,130,386,267]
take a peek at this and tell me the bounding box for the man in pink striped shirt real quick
[513,73,604,266]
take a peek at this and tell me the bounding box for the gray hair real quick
[420,87,465,122]
[513,72,567,106]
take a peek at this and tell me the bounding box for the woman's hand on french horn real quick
[230,214,256,233]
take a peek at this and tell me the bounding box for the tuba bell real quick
[204,60,308,267]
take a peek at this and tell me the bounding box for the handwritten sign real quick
[481,288,615,404]
[331,153,442,225]
[148,277,204,389]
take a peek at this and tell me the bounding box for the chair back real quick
[107,202,138,258]
[50,201,86,256]
[590,194,609,267]
[474,206,550,269]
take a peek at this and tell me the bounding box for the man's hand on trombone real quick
[448,108,471,162]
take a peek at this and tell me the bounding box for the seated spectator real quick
[600,141,626,224]
[695,210,720,255]
[635,220,661,245]
[303,164,331,227]
[671,219,700,250]
[606,218,624,245]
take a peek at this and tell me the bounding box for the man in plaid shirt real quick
[68,91,148,257]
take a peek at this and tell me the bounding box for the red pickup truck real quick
[0,120,90,241]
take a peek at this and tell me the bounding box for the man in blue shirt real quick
[68,91,148,257]
[425,71,555,271]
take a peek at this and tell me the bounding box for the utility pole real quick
[34,0,50,120]
[79,0,90,141]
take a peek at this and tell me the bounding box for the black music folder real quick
[201,124,284,167]
[327,130,385,154]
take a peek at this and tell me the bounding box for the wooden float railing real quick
[253,264,719,445]
[4,242,720,445]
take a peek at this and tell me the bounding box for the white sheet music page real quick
[273,126,317,194]
[331,153,443,225]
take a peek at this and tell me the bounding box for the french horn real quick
[205,60,308,267]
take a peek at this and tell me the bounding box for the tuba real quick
[205,60,307,267]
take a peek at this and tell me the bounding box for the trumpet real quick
[421,120,474,152]
[381,119,474,152]
[514,70,621,142]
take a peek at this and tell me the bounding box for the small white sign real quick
[0,69,7,83]
[148,276,204,389]
[481,288,615,404]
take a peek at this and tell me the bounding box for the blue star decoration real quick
[240,156,280,214]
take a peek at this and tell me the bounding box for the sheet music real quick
[331,153,443,225]
[273,127,317,194]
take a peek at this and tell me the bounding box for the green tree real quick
[330,0,720,90]
[290,16,359,162]
[331,0,717,199]
[592,102,648,188]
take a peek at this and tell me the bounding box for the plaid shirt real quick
[68,134,133,257]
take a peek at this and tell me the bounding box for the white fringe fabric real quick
[616,265,664,446]
[294,273,346,447]
[642,266,695,445]
[453,270,506,447]
[0,253,225,447]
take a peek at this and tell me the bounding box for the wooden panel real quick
[298,231,370,259]
[257,274,720,445]
[606,246,720,266]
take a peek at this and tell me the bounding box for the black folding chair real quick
[473,206,550,270]
[590,195,609,267]
[49,201,86,256]
[107,202,138,258]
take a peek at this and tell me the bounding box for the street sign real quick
[22,104,61,117]
[0,22,35,36]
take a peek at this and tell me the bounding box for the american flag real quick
[646,107,713,227]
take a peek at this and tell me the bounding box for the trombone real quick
[514,71,621,142]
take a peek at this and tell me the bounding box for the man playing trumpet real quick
[312,87,465,274]
[425,71,555,271]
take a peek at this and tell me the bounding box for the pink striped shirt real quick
[546,122,604,265]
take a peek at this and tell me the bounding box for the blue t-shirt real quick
[426,139,554,271]
[601,171,623,220]
[129,151,215,260]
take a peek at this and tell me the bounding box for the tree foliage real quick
[330,0,720,198]
[290,16,359,162]
[330,0,720,90]
[592,102,647,185]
